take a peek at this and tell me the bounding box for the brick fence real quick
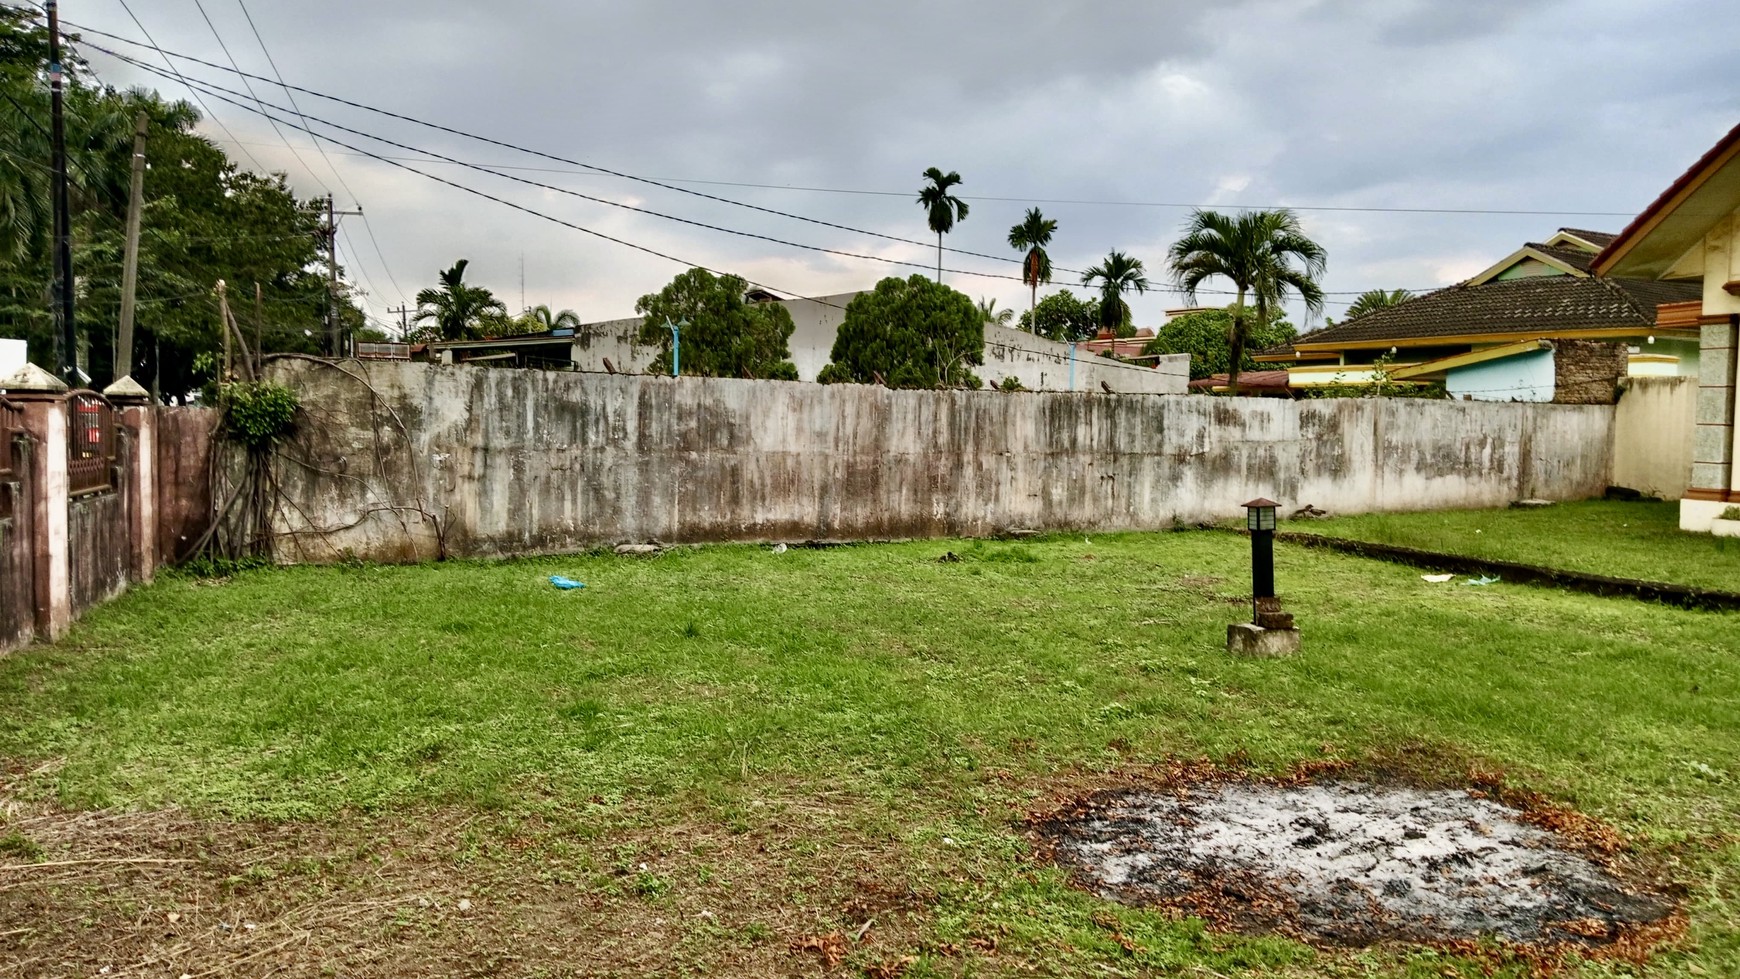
[0,366,215,653]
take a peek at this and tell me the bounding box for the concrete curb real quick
[1276,532,1740,613]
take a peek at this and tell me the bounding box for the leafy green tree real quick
[1345,288,1412,319]
[818,274,983,389]
[917,167,968,283]
[1007,207,1056,325]
[976,296,1013,327]
[414,260,507,341]
[1141,306,1297,380]
[1167,209,1325,395]
[0,7,350,397]
[1017,290,1100,342]
[1080,250,1149,337]
[634,267,799,379]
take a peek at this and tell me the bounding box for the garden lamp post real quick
[1244,497,1278,624]
[1227,497,1299,657]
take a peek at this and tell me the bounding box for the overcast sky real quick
[67,0,1740,335]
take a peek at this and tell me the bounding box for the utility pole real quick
[386,304,412,339]
[46,0,76,385]
[117,111,148,383]
[322,195,362,357]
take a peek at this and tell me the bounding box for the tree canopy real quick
[412,260,506,342]
[1167,209,1325,394]
[818,275,983,389]
[1142,306,1297,380]
[0,5,358,398]
[1080,250,1149,336]
[1017,290,1100,342]
[916,167,967,283]
[1007,207,1056,324]
[1345,288,1413,319]
[634,267,798,379]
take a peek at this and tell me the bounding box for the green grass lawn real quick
[1300,500,1740,592]
[1,532,1737,977]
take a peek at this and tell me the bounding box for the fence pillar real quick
[4,364,71,640]
[107,377,155,581]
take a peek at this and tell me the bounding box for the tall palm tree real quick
[1168,209,1326,395]
[1345,288,1412,319]
[1007,208,1057,329]
[976,297,1014,327]
[1080,250,1150,336]
[916,167,968,283]
[413,259,507,341]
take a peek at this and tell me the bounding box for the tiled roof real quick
[1557,228,1616,248]
[1285,275,1702,349]
[1525,242,1597,273]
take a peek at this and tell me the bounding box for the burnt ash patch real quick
[1035,775,1678,957]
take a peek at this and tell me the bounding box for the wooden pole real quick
[217,280,233,381]
[117,111,149,382]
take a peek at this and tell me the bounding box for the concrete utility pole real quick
[322,195,362,356]
[46,0,76,384]
[116,111,149,383]
[386,304,412,339]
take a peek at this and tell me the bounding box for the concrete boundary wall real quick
[1611,375,1696,499]
[267,360,1615,563]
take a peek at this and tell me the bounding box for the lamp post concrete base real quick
[1227,622,1301,658]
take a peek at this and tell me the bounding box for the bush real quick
[1720,506,1740,522]
[219,381,299,451]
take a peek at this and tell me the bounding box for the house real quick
[1256,229,1702,402]
[1591,121,1740,532]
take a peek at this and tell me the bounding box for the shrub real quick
[219,381,300,451]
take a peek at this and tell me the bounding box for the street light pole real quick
[46,0,77,384]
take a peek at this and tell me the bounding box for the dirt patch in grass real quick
[0,784,938,978]
[1031,758,1684,970]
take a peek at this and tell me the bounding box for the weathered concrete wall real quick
[980,326,1187,395]
[1612,375,1696,500]
[68,488,129,618]
[154,407,219,563]
[266,360,1615,563]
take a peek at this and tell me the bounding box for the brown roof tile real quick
[1287,275,1701,349]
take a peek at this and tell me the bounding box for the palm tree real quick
[413,259,507,341]
[526,304,582,331]
[1345,288,1412,319]
[916,167,968,283]
[1080,251,1150,337]
[1168,210,1326,395]
[1007,208,1057,329]
[976,297,1014,327]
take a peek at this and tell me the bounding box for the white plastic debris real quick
[1421,574,1455,583]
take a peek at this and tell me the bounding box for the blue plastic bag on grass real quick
[549,575,586,590]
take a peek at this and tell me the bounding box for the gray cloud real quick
[77,0,1740,333]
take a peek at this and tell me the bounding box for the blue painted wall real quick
[1446,348,1555,402]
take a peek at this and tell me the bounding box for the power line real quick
[97,0,268,175]
[87,64,852,311]
[62,21,1637,221]
[186,0,329,194]
[357,211,406,303]
[104,52,1033,284]
[231,0,373,208]
[64,21,1050,269]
